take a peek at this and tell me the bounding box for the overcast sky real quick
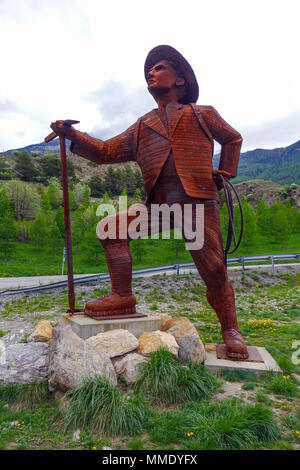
[0,0,299,153]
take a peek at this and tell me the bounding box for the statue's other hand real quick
[50,120,76,140]
[212,170,231,190]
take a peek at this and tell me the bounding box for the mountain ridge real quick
[3,138,300,186]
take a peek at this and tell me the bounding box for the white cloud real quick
[0,0,299,151]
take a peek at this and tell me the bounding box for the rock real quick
[0,342,49,384]
[113,353,148,383]
[1,330,29,346]
[162,317,206,363]
[48,326,117,392]
[27,320,53,343]
[86,329,138,359]
[0,340,5,363]
[138,330,179,357]
[148,313,172,329]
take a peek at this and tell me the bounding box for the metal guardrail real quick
[0,253,299,296]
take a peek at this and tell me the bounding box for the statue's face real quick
[147,60,179,96]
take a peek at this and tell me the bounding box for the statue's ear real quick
[175,77,185,86]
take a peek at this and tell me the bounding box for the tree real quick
[269,200,291,249]
[0,156,12,180]
[13,151,39,182]
[0,216,16,260]
[41,192,52,212]
[30,213,47,251]
[47,181,63,209]
[170,232,186,262]
[131,238,148,263]
[69,189,76,211]
[82,184,91,208]
[88,174,105,198]
[48,222,64,263]
[79,228,104,264]
[73,182,90,207]
[123,164,136,196]
[82,205,98,232]
[0,189,16,260]
[55,206,65,238]
[104,166,123,196]
[284,199,299,233]
[219,203,229,243]
[0,188,13,218]
[4,180,41,220]
[38,154,75,183]
[133,188,142,202]
[256,198,271,235]
[71,212,85,252]
[234,197,257,254]
[16,220,31,242]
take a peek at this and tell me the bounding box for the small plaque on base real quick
[86,311,148,321]
[216,344,264,362]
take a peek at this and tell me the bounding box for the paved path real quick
[0,263,299,290]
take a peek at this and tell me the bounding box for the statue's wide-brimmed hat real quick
[144,45,199,104]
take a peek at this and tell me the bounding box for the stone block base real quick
[62,313,162,340]
[204,343,281,376]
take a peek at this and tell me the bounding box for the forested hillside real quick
[214,140,300,185]
[0,139,299,277]
[5,138,300,185]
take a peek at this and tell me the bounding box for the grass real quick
[0,268,299,449]
[219,368,257,382]
[0,232,299,277]
[147,398,280,450]
[264,374,299,397]
[0,329,10,337]
[182,398,280,450]
[134,348,220,405]
[0,381,49,409]
[0,382,66,450]
[64,378,148,436]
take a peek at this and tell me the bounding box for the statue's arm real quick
[201,106,243,177]
[50,120,137,164]
[70,123,137,164]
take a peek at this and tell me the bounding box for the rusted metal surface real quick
[48,45,249,359]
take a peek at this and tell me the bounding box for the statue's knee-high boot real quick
[84,240,136,317]
[206,280,248,359]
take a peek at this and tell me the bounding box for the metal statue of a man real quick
[50,45,248,359]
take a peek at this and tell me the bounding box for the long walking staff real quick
[44,120,79,315]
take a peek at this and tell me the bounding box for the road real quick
[0,263,299,290]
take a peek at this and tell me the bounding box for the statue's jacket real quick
[70,103,242,201]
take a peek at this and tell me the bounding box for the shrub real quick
[135,348,220,405]
[64,378,148,436]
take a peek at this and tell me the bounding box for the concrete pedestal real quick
[204,343,281,376]
[62,313,162,340]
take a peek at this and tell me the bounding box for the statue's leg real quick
[84,208,137,318]
[185,202,248,359]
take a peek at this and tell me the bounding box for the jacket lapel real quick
[142,111,169,140]
[166,103,184,137]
